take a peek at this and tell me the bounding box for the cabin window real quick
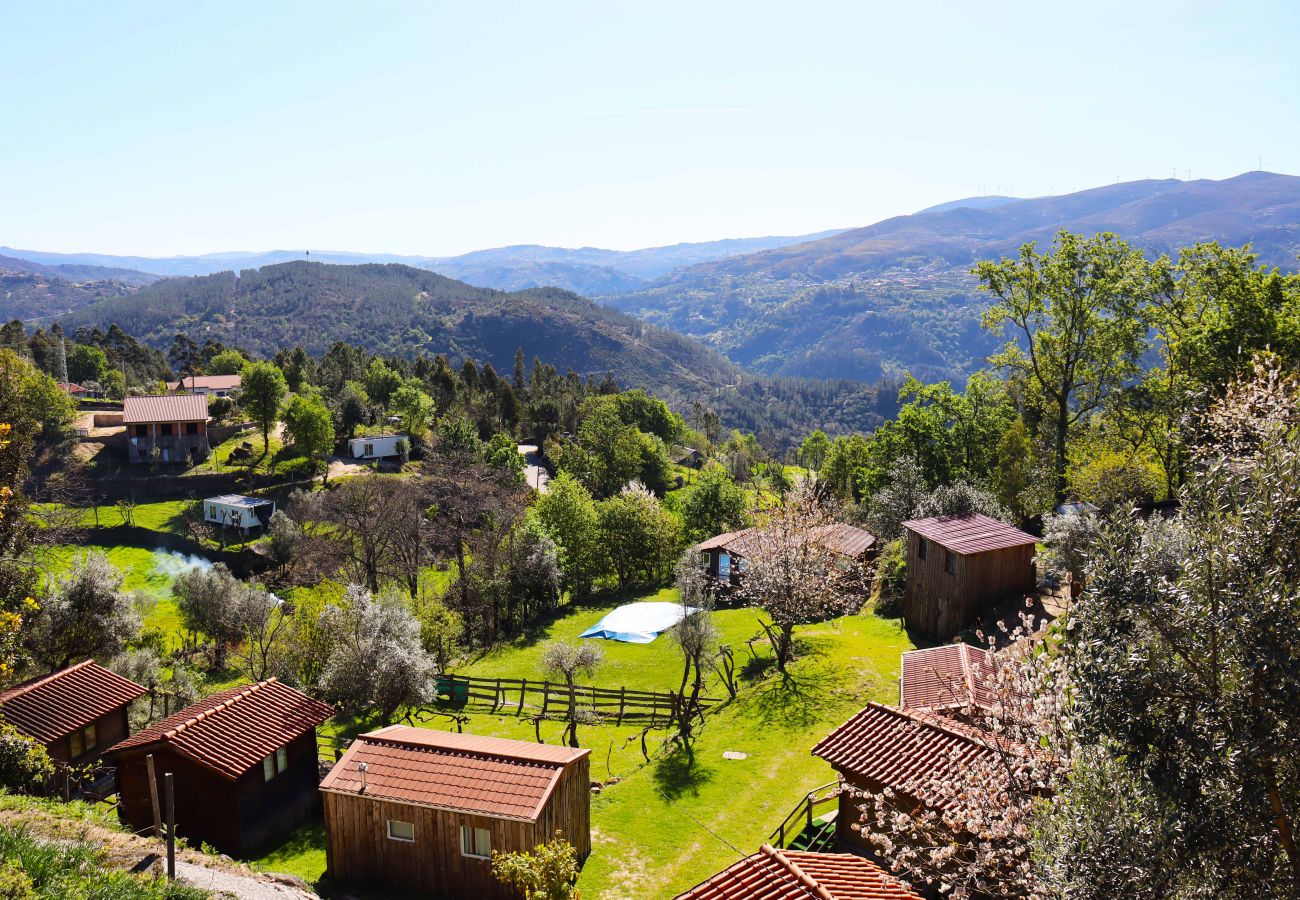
[737,557,750,574]
[185,422,198,435]
[918,537,927,560]
[460,825,492,859]
[699,551,709,570]
[68,723,97,758]
[262,747,289,782]
[208,506,215,518]
[386,819,415,843]
[944,550,955,575]
[135,425,149,438]
[364,443,375,457]
[159,423,174,437]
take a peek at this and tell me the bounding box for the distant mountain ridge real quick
[0,229,845,296]
[606,171,1300,383]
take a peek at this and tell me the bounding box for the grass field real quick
[251,591,914,898]
[38,499,192,535]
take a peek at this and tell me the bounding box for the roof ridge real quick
[162,678,273,741]
[869,701,998,750]
[0,659,96,703]
[359,732,570,768]
[760,845,836,900]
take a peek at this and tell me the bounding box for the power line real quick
[653,784,746,857]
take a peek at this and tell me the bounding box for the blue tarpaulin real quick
[579,601,701,643]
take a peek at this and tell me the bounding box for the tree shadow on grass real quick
[733,652,855,731]
[652,742,716,802]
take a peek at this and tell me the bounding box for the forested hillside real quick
[607,171,1300,382]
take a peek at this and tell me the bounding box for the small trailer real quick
[204,494,276,533]
[348,434,409,461]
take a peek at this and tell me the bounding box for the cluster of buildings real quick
[1,509,1041,898]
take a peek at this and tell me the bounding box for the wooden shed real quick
[694,523,876,594]
[105,678,333,856]
[0,660,146,768]
[320,726,591,899]
[674,843,923,899]
[900,513,1038,640]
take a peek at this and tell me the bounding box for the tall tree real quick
[167,333,202,391]
[978,231,1148,504]
[281,392,336,483]
[241,361,288,453]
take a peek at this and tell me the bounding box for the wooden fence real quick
[436,674,722,725]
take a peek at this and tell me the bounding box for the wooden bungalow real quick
[811,701,1013,855]
[105,678,333,856]
[900,514,1038,640]
[0,660,146,768]
[320,726,591,899]
[674,843,923,899]
[695,523,877,593]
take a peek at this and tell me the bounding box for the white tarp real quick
[579,601,701,643]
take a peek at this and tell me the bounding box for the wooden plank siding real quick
[902,530,1036,640]
[323,755,590,899]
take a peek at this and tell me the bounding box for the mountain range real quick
[604,171,1300,382]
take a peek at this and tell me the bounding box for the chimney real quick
[357,761,368,794]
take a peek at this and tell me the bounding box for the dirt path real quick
[518,444,550,493]
[176,860,318,899]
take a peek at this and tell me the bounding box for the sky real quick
[1,1,1298,257]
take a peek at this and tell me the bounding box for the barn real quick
[106,678,333,856]
[674,843,923,899]
[320,726,591,899]
[900,513,1038,640]
[0,660,146,767]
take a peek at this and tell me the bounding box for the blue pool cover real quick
[579,601,702,643]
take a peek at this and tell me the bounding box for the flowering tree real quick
[739,482,863,673]
[852,618,1070,899]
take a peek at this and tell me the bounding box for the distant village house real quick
[204,494,276,533]
[166,374,242,398]
[901,513,1038,640]
[320,726,591,899]
[0,660,146,768]
[122,394,210,465]
[348,434,408,461]
[107,679,333,856]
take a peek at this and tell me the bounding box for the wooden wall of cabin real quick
[325,792,541,899]
[902,532,1035,640]
[115,747,241,853]
[234,731,322,855]
[532,756,592,859]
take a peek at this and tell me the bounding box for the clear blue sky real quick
[2,1,1297,257]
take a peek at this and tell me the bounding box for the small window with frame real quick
[387,819,415,843]
[460,825,491,859]
[944,550,955,575]
[918,537,928,561]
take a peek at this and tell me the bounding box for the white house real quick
[348,434,408,461]
[166,374,242,398]
[204,494,276,533]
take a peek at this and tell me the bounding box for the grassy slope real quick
[253,592,913,898]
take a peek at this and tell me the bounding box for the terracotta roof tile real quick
[900,644,997,712]
[319,725,588,822]
[0,660,147,744]
[106,679,333,779]
[902,513,1037,555]
[811,702,1006,811]
[122,394,209,424]
[675,845,923,899]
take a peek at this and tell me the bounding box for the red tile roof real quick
[166,374,242,392]
[900,644,997,712]
[902,513,1037,555]
[57,382,86,394]
[319,725,589,822]
[122,394,209,424]
[0,660,147,745]
[811,702,1008,811]
[675,845,923,900]
[106,679,333,779]
[695,524,876,559]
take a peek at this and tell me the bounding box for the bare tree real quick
[739,482,863,673]
[540,640,603,748]
[670,554,719,746]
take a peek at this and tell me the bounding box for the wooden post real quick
[541,682,550,717]
[519,679,527,712]
[617,687,626,725]
[145,754,162,838]
[494,679,502,711]
[61,767,70,802]
[164,772,175,879]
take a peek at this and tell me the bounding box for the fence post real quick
[541,682,550,717]
[617,687,626,725]
[493,679,502,711]
[164,772,176,879]
[519,679,527,713]
[145,754,162,838]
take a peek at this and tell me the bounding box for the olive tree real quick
[540,640,603,748]
[29,551,140,671]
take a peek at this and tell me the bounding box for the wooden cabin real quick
[674,844,923,899]
[811,702,1012,854]
[694,523,876,593]
[106,679,333,856]
[0,660,146,768]
[900,513,1038,640]
[320,726,591,899]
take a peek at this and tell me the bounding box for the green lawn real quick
[251,592,914,898]
[38,499,191,535]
